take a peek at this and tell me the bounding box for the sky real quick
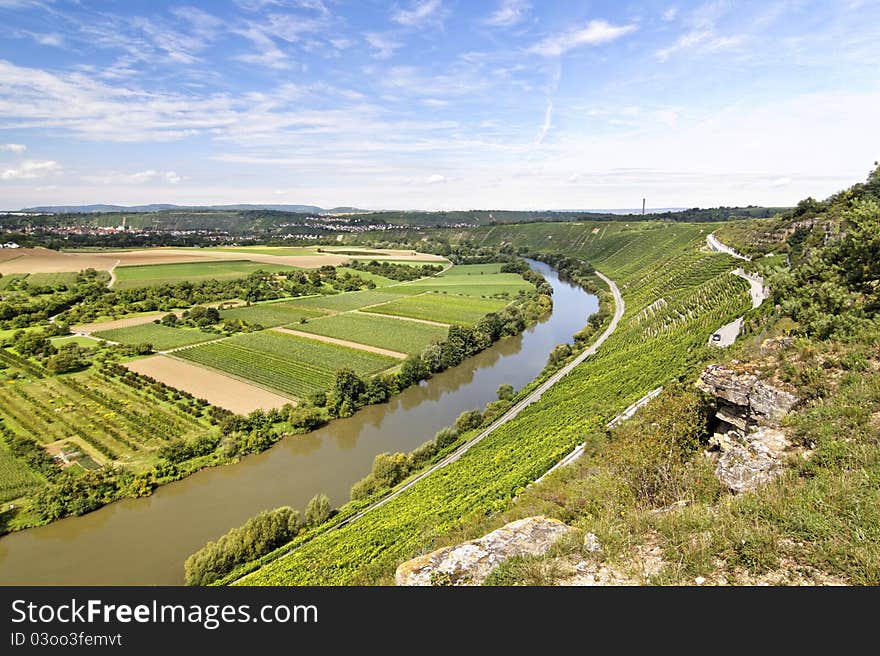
[0,0,878,211]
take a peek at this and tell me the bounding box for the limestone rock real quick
[697,364,798,429]
[583,532,602,553]
[395,516,573,586]
[715,427,791,493]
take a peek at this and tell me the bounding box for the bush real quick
[184,506,301,585]
[434,426,459,449]
[305,493,332,526]
[455,409,483,433]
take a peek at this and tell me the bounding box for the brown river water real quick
[0,260,597,584]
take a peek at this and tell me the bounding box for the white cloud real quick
[32,32,64,47]
[1,160,61,180]
[770,177,792,188]
[0,144,27,154]
[534,99,553,145]
[393,0,444,27]
[655,31,743,62]
[82,170,182,185]
[485,0,530,28]
[425,174,447,184]
[365,33,401,60]
[663,7,679,22]
[528,20,638,57]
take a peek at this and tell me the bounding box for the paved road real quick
[235,269,624,582]
[706,233,751,261]
[733,267,767,309]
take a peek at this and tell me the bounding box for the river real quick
[0,260,597,584]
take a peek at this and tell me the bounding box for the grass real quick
[287,289,407,313]
[0,274,28,290]
[219,302,328,328]
[292,312,448,355]
[113,260,300,288]
[93,323,218,351]
[26,272,83,287]
[364,293,510,326]
[50,335,102,348]
[177,331,398,399]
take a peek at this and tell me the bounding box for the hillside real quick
[232,165,879,586]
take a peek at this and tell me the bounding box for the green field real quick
[219,302,328,328]
[364,293,509,325]
[93,323,217,351]
[238,222,753,585]
[333,267,398,287]
[287,289,408,313]
[293,312,448,355]
[50,335,102,348]
[0,274,28,290]
[113,260,301,289]
[200,247,320,257]
[0,371,211,463]
[0,443,43,503]
[177,331,398,399]
[26,272,83,287]
[393,264,533,297]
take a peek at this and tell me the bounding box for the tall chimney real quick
[642,198,646,215]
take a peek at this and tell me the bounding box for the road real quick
[706,233,751,261]
[235,269,624,582]
[707,237,769,348]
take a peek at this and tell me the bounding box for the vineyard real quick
[0,370,213,473]
[292,312,448,355]
[93,322,218,351]
[219,302,328,328]
[237,221,752,585]
[287,289,407,313]
[0,443,42,503]
[393,265,533,298]
[364,293,509,326]
[176,331,398,399]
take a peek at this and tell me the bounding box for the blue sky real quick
[1,0,878,210]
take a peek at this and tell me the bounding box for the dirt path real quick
[108,259,120,288]
[351,310,450,327]
[272,327,407,359]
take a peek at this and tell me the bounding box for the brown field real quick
[72,313,166,334]
[320,247,447,261]
[0,247,407,275]
[272,327,407,359]
[125,355,295,414]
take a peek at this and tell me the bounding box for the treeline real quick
[0,269,106,329]
[346,259,443,281]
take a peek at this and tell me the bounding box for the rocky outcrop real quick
[715,427,791,493]
[697,364,798,433]
[395,516,573,586]
[698,364,799,493]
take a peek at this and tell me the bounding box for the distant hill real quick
[17,203,368,214]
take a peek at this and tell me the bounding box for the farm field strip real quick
[93,323,218,351]
[125,356,295,414]
[0,444,43,503]
[363,293,510,326]
[285,289,409,313]
[113,260,302,288]
[176,331,397,399]
[287,311,447,355]
[219,302,328,327]
[272,328,407,359]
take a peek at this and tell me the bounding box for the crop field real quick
[238,222,753,585]
[287,289,407,313]
[0,274,27,290]
[176,331,397,399]
[364,293,509,326]
[292,312,448,355]
[393,265,533,298]
[93,323,217,351]
[333,267,398,287]
[0,444,43,503]
[113,260,301,288]
[0,371,210,464]
[50,335,102,349]
[219,302,328,328]
[25,272,84,287]
[201,247,321,257]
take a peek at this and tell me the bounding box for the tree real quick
[305,493,332,526]
[46,344,88,374]
[455,409,483,432]
[497,384,515,401]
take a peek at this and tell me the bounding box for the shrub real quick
[455,409,483,433]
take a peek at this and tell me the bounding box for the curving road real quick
[706,233,751,261]
[235,269,624,582]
